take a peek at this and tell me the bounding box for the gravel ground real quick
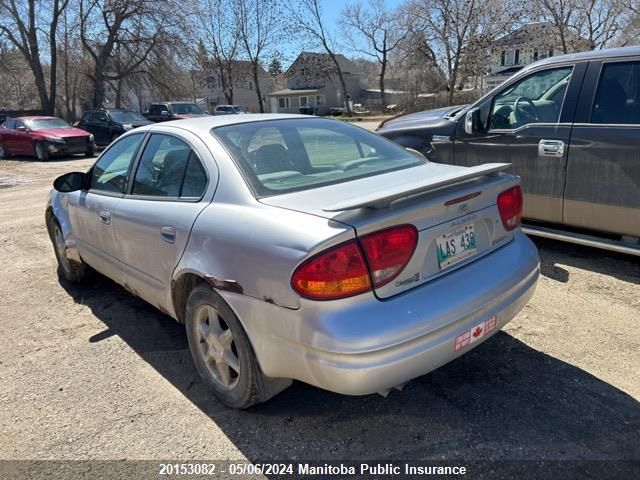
[0,153,639,478]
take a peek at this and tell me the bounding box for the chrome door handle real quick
[160,226,176,243]
[538,139,565,157]
[98,210,111,224]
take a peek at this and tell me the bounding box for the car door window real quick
[489,67,573,129]
[132,134,205,198]
[592,61,640,124]
[14,120,26,130]
[90,133,144,193]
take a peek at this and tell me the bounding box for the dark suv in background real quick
[377,47,640,256]
[144,102,208,122]
[78,108,151,147]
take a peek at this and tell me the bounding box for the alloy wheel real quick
[195,304,240,390]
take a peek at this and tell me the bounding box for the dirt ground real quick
[0,153,639,478]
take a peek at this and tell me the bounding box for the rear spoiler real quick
[323,163,510,212]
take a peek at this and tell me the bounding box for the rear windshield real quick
[212,118,423,197]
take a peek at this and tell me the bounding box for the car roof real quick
[530,45,640,68]
[135,113,314,136]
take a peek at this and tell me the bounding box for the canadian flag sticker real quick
[454,316,498,351]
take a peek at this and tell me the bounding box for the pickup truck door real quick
[455,62,587,224]
[563,59,640,238]
[111,131,215,312]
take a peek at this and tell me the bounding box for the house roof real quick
[270,88,321,96]
[286,52,360,76]
[494,22,588,48]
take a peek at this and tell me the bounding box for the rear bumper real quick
[221,231,539,395]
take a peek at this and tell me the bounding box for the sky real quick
[278,0,405,66]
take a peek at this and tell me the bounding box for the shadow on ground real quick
[58,239,640,477]
[532,237,640,285]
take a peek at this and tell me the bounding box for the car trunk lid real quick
[260,162,520,299]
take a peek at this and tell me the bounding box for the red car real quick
[0,116,96,161]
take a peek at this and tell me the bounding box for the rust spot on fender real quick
[205,276,244,294]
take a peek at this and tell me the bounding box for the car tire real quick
[85,145,96,158]
[185,284,266,409]
[34,142,50,161]
[47,217,91,283]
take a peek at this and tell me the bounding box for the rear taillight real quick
[291,240,371,300]
[497,186,523,231]
[291,225,418,300]
[359,225,418,288]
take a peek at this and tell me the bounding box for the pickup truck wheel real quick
[34,142,50,161]
[47,217,90,283]
[185,285,265,409]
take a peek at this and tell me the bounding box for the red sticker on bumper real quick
[454,315,498,351]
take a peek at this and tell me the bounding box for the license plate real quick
[436,223,477,269]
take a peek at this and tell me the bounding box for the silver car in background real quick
[46,115,539,408]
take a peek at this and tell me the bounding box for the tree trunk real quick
[328,52,352,116]
[379,52,387,111]
[252,61,264,113]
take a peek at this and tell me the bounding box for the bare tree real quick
[406,0,524,104]
[288,0,354,115]
[79,0,181,107]
[234,0,286,112]
[341,0,408,109]
[199,0,241,105]
[0,0,70,114]
[531,0,625,52]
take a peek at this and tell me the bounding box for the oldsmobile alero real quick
[46,115,539,408]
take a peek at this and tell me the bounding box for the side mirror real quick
[160,110,170,116]
[16,126,27,132]
[54,172,87,192]
[464,107,482,135]
[100,115,109,122]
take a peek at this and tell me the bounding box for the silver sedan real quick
[46,114,539,408]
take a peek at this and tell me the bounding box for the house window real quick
[249,81,253,91]
[533,48,539,61]
[316,95,325,106]
[549,48,554,58]
[514,49,520,65]
[300,96,309,106]
[278,97,286,108]
[501,51,505,66]
[504,50,516,66]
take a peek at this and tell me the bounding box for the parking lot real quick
[0,153,639,474]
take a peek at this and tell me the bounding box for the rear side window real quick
[90,134,144,193]
[213,118,422,197]
[592,61,640,124]
[132,134,207,198]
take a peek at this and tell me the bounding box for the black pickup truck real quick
[378,47,640,255]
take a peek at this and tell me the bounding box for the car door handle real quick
[98,210,111,224]
[538,139,565,157]
[160,226,176,244]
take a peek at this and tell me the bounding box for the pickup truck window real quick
[592,61,640,124]
[489,67,572,130]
